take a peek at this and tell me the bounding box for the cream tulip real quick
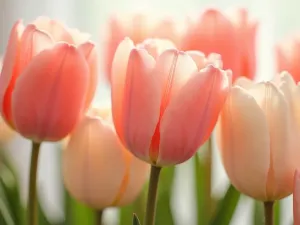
[217,72,300,201]
[62,107,149,209]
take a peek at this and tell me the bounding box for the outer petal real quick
[117,156,150,205]
[248,82,293,199]
[181,9,240,80]
[12,43,89,142]
[158,65,230,166]
[111,38,135,143]
[216,86,270,200]
[78,41,99,108]
[0,21,24,123]
[2,24,53,128]
[33,17,74,43]
[121,49,160,162]
[63,116,128,209]
[68,28,91,45]
[294,170,300,225]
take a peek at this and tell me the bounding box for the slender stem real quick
[27,142,41,225]
[264,201,274,225]
[96,210,104,225]
[144,165,162,225]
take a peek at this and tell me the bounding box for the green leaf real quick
[274,201,280,225]
[64,190,96,225]
[119,185,147,225]
[132,213,141,225]
[0,183,15,225]
[194,139,213,225]
[209,185,241,225]
[155,166,175,225]
[253,201,264,225]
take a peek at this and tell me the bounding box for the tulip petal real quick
[0,21,24,123]
[155,49,198,108]
[33,17,74,43]
[158,65,230,166]
[78,41,98,108]
[217,86,270,200]
[248,82,293,199]
[111,38,134,141]
[121,49,160,162]
[63,116,127,209]
[118,156,150,205]
[12,43,89,142]
[294,170,300,225]
[234,76,254,90]
[18,24,54,75]
[186,51,207,70]
[182,9,240,79]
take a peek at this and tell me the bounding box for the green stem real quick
[96,210,104,225]
[27,142,41,225]
[144,166,162,225]
[264,201,274,225]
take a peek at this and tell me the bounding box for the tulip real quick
[226,7,258,80]
[294,170,300,225]
[111,38,231,166]
[276,35,300,82]
[217,72,300,201]
[63,106,149,209]
[0,58,15,143]
[181,8,257,81]
[0,18,98,142]
[104,13,181,81]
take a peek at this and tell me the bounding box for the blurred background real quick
[0,0,297,224]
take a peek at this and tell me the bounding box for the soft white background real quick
[0,0,297,224]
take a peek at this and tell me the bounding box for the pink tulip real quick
[294,170,300,225]
[226,8,258,80]
[0,18,98,142]
[103,14,181,82]
[181,8,257,81]
[63,106,149,209]
[276,34,300,82]
[111,38,231,166]
[217,72,300,200]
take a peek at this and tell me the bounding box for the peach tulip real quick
[63,107,149,209]
[217,72,300,201]
[111,38,231,166]
[104,13,181,81]
[181,8,257,81]
[276,35,300,82]
[0,18,98,142]
[294,170,300,225]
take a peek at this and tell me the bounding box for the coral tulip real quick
[0,59,15,143]
[111,38,231,166]
[294,170,300,225]
[63,107,149,209]
[0,18,98,142]
[217,72,300,201]
[181,8,257,81]
[104,13,181,81]
[276,35,300,82]
[226,7,258,80]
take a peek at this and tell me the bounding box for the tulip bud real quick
[111,38,231,166]
[63,107,149,209]
[217,72,300,201]
[0,18,98,142]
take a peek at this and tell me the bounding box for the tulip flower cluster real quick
[1,6,300,225]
